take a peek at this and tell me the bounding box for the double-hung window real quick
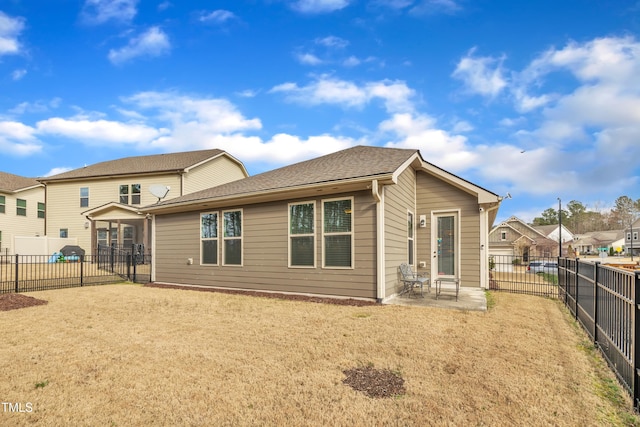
[16,199,26,216]
[201,212,218,265]
[223,210,242,265]
[0,195,5,213]
[289,202,315,267]
[80,187,89,207]
[38,202,45,219]
[119,184,141,205]
[323,198,353,268]
[408,211,415,266]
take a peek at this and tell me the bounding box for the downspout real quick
[372,180,385,302]
[151,214,156,283]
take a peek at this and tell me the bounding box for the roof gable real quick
[39,149,234,182]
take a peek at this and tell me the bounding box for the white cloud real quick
[81,0,138,25]
[0,121,41,156]
[291,0,351,14]
[296,52,324,65]
[270,76,415,113]
[0,12,25,56]
[343,56,360,67]
[36,118,164,144]
[11,69,27,81]
[379,113,476,171]
[108,27,170,64]
[198,10,236,24]
[453,49,508,98]
[410,0,462,15]
[44,167,73,177]
[315,36,349,49]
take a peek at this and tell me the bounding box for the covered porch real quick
[83,202,152,255]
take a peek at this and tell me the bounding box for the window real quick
[628,233,632,241]
[97,229,108,246]
[635,232,639,241]
[80,187,89,207]
[223,210,242,265]
[408,211,414,265]
[289,202,315,267]
[500,231,507,241]
[38,202,45,219]
[16,199,26,216]
[201,212,218,265]
[123,226,134,247]
[0,195,5,213]
[120,184,141,204]
[323,198,353,268]
[60,229,68,238]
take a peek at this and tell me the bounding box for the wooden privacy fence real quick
[558,258,640,410]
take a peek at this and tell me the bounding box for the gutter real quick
[372,180,385,302]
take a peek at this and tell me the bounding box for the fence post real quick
[593,262,599,345]
[127,253,132,281]
[633,271,640,411]
[80,254,84,287]
[110,245,115,273]
[574,259,579,320]
[14,254,19,293]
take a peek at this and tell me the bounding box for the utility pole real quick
[558,198,562,258]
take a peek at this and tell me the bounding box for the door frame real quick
[431,209,460,280]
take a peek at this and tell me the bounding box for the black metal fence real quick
[488,255,559,298]
[96,244,151,285]
[559,258,640,410]
[0,246,152,294]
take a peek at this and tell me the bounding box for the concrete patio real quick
[385,283,488,311]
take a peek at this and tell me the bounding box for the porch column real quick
[90,219,96,255]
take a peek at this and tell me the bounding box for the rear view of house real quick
[0,172,45,255]
[145,146,501,301]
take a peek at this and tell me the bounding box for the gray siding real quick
[154,190,378,299]
[416,171,481,287]
[383,167,416,297]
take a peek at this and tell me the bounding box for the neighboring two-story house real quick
[0,172,45,255]
[624,218,640,257]
[38,149,248,256]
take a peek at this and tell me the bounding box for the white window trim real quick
[80,187,89,207]
[200,211,219,266]
[322,196,354,270]
[288,201,316,269]
[222,208,243,267]
[500,231,507,241]
[634,232,639,241]
[430,209,461,279]
[408,210,415,266]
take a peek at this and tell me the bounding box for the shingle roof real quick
[0,171,41,193]
[39,149,226,182]
[150,145,418,208]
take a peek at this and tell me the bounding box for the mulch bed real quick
[144,283,379,307]
[0,294,48,311]
[342,366,406,398]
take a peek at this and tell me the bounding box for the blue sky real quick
[1,0,639,223]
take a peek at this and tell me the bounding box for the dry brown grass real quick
[1,284,638,426]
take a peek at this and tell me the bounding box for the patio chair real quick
[399,263,430,298]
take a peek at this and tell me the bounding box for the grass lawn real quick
[1,284,638,426]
